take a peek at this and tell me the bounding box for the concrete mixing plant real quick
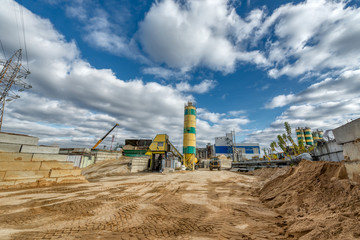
[296,127,324,146]
[183,102,197,170]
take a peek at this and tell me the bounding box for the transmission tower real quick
[0,49,31,131]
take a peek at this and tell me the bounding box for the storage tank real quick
[304,127,314,146]
[312,131,320,142]
[183,102,197,169]
[296,128,305,145]
[317,130,324,140]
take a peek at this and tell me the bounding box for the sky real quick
[1,0,360,152]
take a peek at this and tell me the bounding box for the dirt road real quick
[0,170,286,240]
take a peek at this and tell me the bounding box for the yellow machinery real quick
[183,102,197,170]
[145,134,183,171]
[92,123,119,149]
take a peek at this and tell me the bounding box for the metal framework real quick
[0,49,31,130]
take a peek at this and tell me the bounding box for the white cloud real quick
[176,80,216,94]
[266,69,360,109]
[265,94,296,109]
[0,0,251,148]
[253,69,360,148]
[137,0,268,73]
[142,67,189,80]
[259,0,360,78]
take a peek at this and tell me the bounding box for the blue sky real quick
[1,0,360,151]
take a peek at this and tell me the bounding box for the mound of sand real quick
[258,160,360,240]
[82,156,131,180]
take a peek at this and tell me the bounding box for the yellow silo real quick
[317,130,324,140]
[296,128,305,145]
[304,127,314,146]
[183,102,197,170]
[312,131,320,142]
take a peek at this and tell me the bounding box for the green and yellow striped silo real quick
[317,130,324,140]
[312,131,320,142]
[304,127,314,146]
[183,102,196,168]
[296,128,305,145]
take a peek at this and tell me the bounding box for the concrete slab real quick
[0,152,33,161]
[0,162,41,171]
[0,132,39,145]
[56,176,87,184]
[14,178,39,186]
[40,161,75,170]
[0,143,21,152]
[4,170,50,180]
[21,145,60,154]
[333,118,360,144]
[342,141,360,161]
[32,153,67,162]
[344,160,360,183]
[50,169,82,178]
[0,171,5,180]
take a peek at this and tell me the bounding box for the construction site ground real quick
[0,160,359,240]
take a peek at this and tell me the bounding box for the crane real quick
[92,123,119,150]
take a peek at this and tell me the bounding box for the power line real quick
[0,40,6,59]
[19,1,29,70]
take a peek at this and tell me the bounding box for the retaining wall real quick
[95,151,123,162]
[0,132,39,145]
[131,157,149,173]
[333,118,360,182]
[0,152,87,189]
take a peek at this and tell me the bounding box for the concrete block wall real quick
[0,132,39,145]
[95,151,123,162]
[333,118,360,182]
[0,132,60,154]
[0,152,87,189]
[131,157,149,173]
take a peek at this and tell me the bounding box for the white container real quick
[181,165,186,171]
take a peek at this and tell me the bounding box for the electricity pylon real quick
[0,49,31,130]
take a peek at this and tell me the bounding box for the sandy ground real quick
[0,170,286,240]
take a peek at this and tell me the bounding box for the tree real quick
[271,122,315,157]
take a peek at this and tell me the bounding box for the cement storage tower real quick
[183,102,197,169]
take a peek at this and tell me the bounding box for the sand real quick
[257,160,360,240]
[0,160,359,239]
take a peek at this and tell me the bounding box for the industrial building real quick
[215,133,260,160]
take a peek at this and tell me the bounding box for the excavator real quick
[92,123,119,150]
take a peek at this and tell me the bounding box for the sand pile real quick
[82,156,131,180]
[258,160,360,239]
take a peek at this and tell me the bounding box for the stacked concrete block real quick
[94,150,123,162]
[131,157,149,173]
[333,118,360,182]
[0,132,87,189]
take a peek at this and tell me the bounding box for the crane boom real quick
[92,123,119,149]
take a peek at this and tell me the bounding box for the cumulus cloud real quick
[259,0,360,78]
[266,69,360,109]
[176,80,216,94]
[252,69,360,148]
[0,0,250,148]
[142,67,189,80]
[137,0,268,73]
